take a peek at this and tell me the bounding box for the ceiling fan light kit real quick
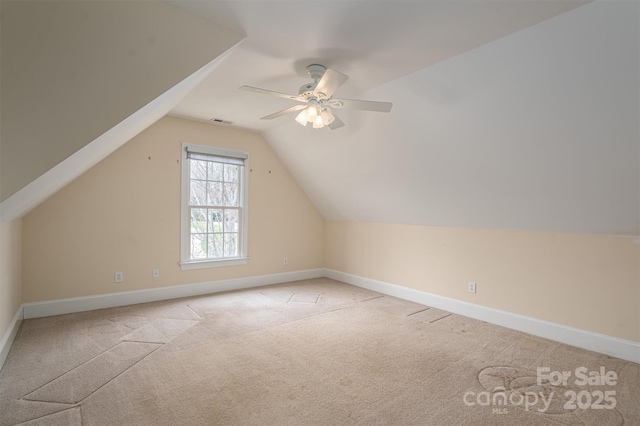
[240,64,392,130]
[295,100,336,129]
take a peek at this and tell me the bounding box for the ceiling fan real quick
[240,64,392,130]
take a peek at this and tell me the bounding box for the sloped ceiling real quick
[4,1,635,235]
[266,2,639,236]
[170,1,638,236]
[0,0,243,210]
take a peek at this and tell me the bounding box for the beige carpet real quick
[0,278,638,425]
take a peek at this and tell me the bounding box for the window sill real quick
[180,257,248,271]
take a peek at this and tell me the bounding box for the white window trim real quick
[180,143,249,270]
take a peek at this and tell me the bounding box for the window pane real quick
[191,234,207,259]
[190,160,208,180]
[224,164,239,184]
[224,209,239,233]
[208,209,223,233]
[223,183,238,206]
[207,182,223,206]
[208,161,223,182]
[183,145,247,265]
[190,208,208,234]
[209,234,224,258]
[224,233,238,257]
[190,180,207,205]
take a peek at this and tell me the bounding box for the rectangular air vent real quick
[209,118,233,125]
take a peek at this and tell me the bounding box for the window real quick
[181,144,248,270]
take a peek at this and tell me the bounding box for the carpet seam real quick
[73,343,163,405]
[19,342,127,401]
[359,295,385,303]
[406,308,431,317]
[13,405,81,425]
[186,304,203,319]
[120,338,170,344]
[21,342,162,404]
[429,313,453,323]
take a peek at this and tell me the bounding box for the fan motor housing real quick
[298,82,319,100]
[298,64,330,100]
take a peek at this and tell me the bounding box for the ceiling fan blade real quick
[260,104,306,120]
[240,85,304,102]
[314,68,348,99]
[328,114,345,130]
[330,98,392,113]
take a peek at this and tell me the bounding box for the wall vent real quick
[209,118,233,125]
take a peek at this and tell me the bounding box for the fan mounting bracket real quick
[306,64,326,81]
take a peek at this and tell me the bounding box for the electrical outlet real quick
[152,268,160,279]
[283,257,288,265]
[115,272,123,283]
[468,282,477,294]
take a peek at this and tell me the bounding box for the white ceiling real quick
[168,0,639,236]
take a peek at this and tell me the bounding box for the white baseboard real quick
[14,267,640,364]
[0,305,24,371]
[23,268,324,319]
[324,269,640,364]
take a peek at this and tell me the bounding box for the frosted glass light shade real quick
[295,104,335,129]
[312,114,324,129]
[295,109,308,126]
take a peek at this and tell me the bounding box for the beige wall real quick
[324,221,640,343]
[22,116,324,302]
[0,220,22,339]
